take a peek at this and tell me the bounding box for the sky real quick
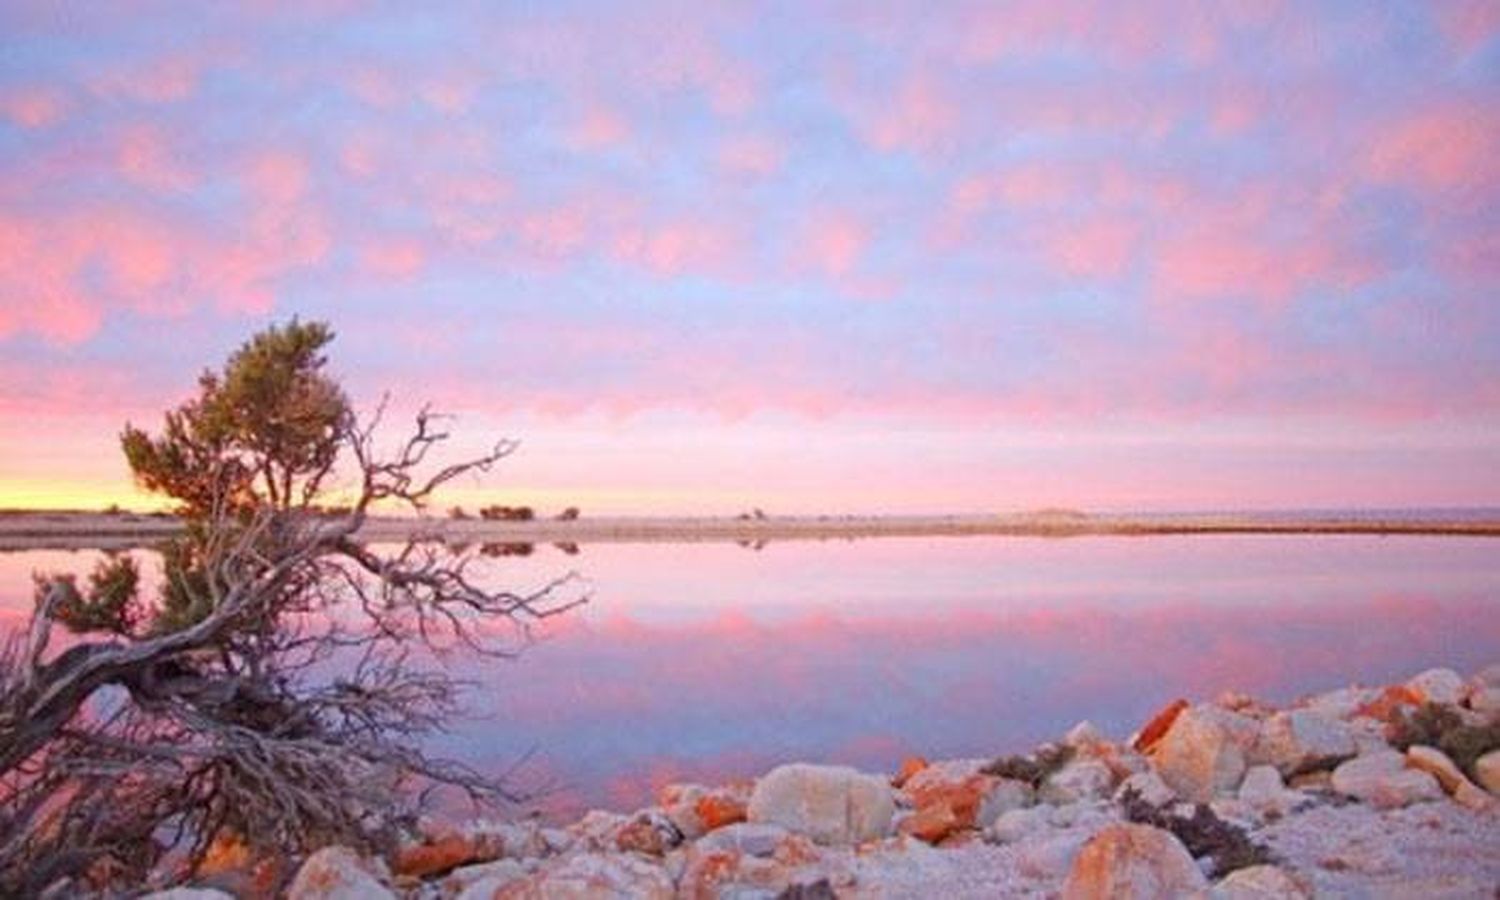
[1,1,1498,514]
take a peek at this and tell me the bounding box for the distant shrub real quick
[556,506,580,521]
[448,506,470,519]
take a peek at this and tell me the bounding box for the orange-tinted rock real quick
[893,756,929,788]
[1355,685,1423,724]
[1061,823,1210,899]
[613,811,683,856]
[393,833,478,878]
[695,792,749,831]
[197,833,283,899]
[1132,699,1189,753]
[904,774,990,830]
[898,803,962,843]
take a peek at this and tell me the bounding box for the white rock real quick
[1299,686,1377,721]
[1060,823,1212,899]
[450,859,528,900]
[1150,705,1247,802]
[696,822,791,857]
[1475,749,1500,795]
[139,891,236,900]
[1467,685,1500,715]
[977,777,1034,827]
[747,763,895,844]
[1019,830,1091,879]
[505,852,673,899]
[1406,667,1465,706]
[1049,801,1118,830]
[287,846,395,900]
[1065,720,1107,748]
[1116,770,1177,808]
[1331,750,1444,808]
[987,805,1053,844]
[1042,758,1117,805]
[1212,863,1308,898]
[1251,710,1356,775]
[1238,765,1297,817]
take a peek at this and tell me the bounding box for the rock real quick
[675,846,795,899]
[613,810,684,856]
[697,822,793,857]
[140,891,237,900]
[1251,710,1356,775]
[747,763,895,845]
[896,758,1027,839]
[446,859,527,899]
[1330,750,1444,808]
[1474,749,1500,794]
[1467,686,1500,715]
[1300,687,1377,721]
[893,755,929,788]
[286,846,395,900]
[457,820,549,861]
[395,833,484,878]
[1018,831,1091,879]
[1049,801,1119,830]
[1065,721,1107,749]
[1116,770,1176,807]
[1061,823,1211,899]
[1133,698,1190,753]
[660,783,750,839]
[1237,765,1298,818]
[1405,745,1495,811]
[1352,685,1424,724]
[496,853,673,899]
[568,810,631,851]
[1149,706,1247,802]
[987,805,1053,844]
[1212,863,1308,898]
[1406,667,1466,705]
[1041,758,1116,805]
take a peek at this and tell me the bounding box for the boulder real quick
[1116,770,1176,807]
[1133,699,1190,753]
[1149,706,1247,802]
[567,810,631,852]
[286,847,394,900]
[1060,823,1211,899]
[893,756,929,788]
[1351,685,1423,724]
[1018,831,1092,879]
[140,891,236,900]
[445,860,527,900]
[394,832,484,878]
[747,764,894,845]
[495,853,673,899]
[659,783,750,839]
[1474,749,1500,795]
[1212,864,1308,898]
[1406,667,1466,706]
[1064,721,1107,749]
[1405,745,1495,811]
[1467,686,1500,716]
[1250,710,1356,775]
[696,822,793,857]
[987,805,1053,844]
[1237,765,1297,818]
[896,758,1029,841]
[1041,759,1116,805]
[1299,687,1377,721]
[613,810,684,856]
[1330,750,1443,808]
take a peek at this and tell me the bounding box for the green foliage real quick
[1118,786,1275,876]
[980,743,1075,787]
[121,318,350,517]
[36,554,142,636]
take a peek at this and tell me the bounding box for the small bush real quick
[981,743,1075,788]
[1119,787,1274,876]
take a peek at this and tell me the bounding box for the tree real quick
[0,320,584,897]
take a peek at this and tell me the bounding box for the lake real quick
[3,534,1498,819]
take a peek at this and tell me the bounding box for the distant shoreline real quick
[2,509,1499,551]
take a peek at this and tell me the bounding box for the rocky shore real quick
[143,664,1500,899]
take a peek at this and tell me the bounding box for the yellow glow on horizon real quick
[0,478,171,512]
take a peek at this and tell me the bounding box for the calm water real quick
[4,535,1498,818]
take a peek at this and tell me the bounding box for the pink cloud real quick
[799,214,869,278]
[90,54,200,103]
[117,126,194,191]
[613,221,740,276]
[718,134,784,177]
[1365,103,1500,193]
[1,86,67,129]
[866,74,957,154]
[1047,218,1139,278]
[570,105,630,150]
[1433,0,1500,54]
[361,240,426,279]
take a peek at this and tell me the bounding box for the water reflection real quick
[2,535,1497,819]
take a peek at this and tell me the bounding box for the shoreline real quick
[148,662,1500,898]
[2,508,1499,552]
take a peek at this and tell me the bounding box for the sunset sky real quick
[2,1,1498,513]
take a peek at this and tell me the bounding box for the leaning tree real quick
[0,320,583,896]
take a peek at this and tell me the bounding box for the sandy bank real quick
[2,508,1498,551]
